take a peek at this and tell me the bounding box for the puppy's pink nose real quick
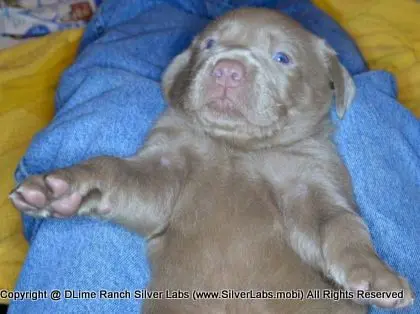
[212,59,245,88]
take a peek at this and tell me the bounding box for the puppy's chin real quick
[189,103,286,149]
[205,99,245,121]
[197,101,250,131]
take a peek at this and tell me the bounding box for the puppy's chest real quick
[171,159,283,240]
[149,159,296,290]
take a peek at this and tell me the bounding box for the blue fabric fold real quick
[10,1,419,313]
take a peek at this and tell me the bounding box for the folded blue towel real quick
[11,1,419,313]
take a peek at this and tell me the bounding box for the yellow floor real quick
[313,0,420,117]
[0,29,83,302]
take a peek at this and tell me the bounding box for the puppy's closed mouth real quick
[206,99,244,117]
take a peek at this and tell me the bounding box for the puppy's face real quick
[163,8,354,147]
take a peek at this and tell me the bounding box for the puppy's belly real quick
[144,171,365,314]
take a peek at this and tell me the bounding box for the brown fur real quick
[10,8,414,314]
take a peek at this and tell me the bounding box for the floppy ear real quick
[319,40,355,119]
[161,48,192,103]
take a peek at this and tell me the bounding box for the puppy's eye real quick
[273,52,291,65]
[205,39,216,49]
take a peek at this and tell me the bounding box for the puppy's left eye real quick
[205,38,216,49]
[273,52,291,65]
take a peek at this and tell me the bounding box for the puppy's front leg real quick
[279,183,414,309]
[9,146,188,238]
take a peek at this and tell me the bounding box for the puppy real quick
[10,8,414,314]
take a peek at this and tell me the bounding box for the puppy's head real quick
[162,8,355,148]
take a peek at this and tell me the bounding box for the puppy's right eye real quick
[205,39,216,49]
[273,52,291,65]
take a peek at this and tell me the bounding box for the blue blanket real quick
[11,1,420,313]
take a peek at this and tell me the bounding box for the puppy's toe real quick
[50,192,82,216]
[19,185,47,207]
[9,189,39,212]
[395,277,415,308]
[9,176,51,213]
[347,263,414,309]
[45,175,70,198]
[372,274,414,308]
[347,267,372,292]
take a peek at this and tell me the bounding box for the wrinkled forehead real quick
[201,9,313,48]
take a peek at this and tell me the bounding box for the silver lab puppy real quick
[10,8,414,314]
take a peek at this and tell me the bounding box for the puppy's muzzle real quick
[211,59,246,88]
[197,49,257,117]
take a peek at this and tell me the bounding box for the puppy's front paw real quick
[9,174,83,218]
[343,257,414,309]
